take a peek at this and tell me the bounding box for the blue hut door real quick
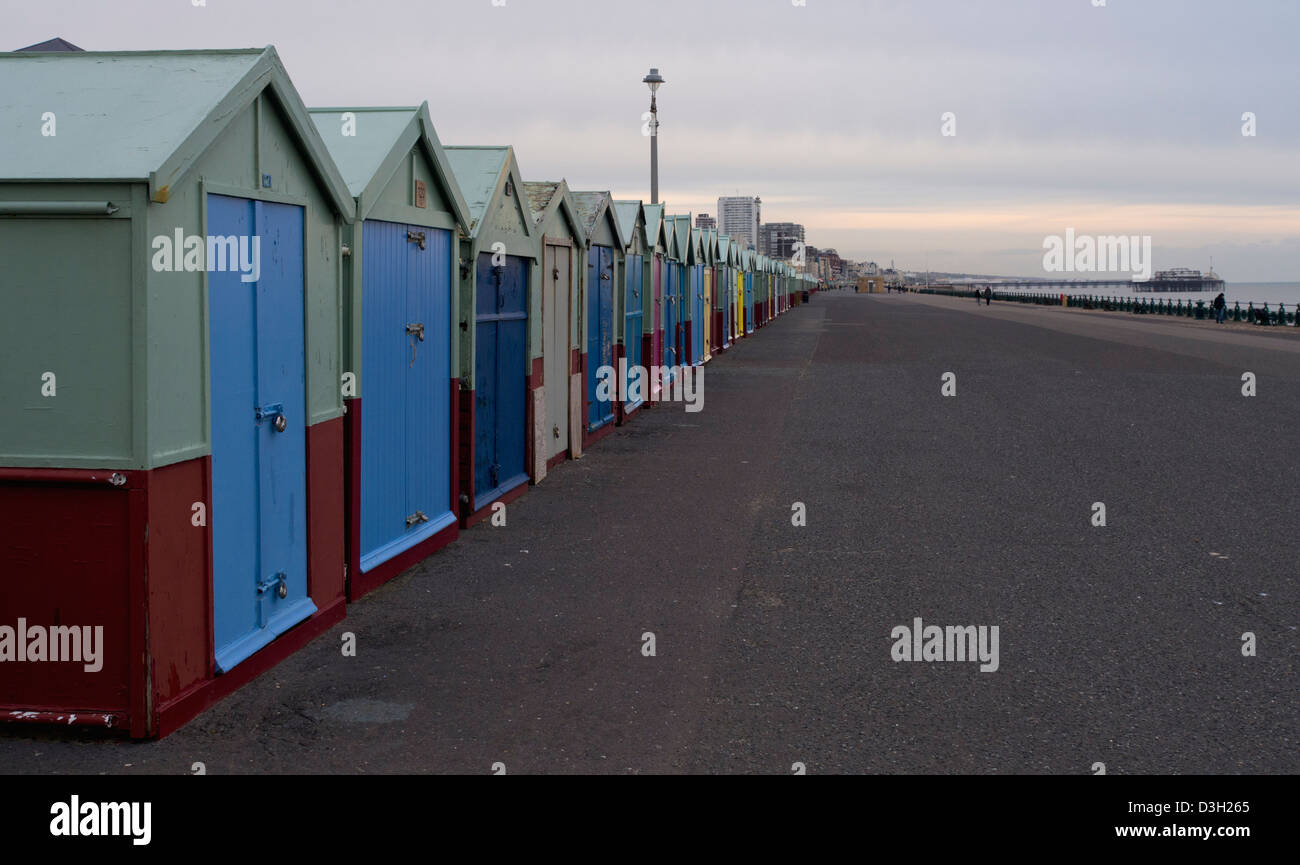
[662,260,677,394]
[474,253,529,508]
[359,221,453,573]
[745,273,755,334]
[675,263,686,368]
[208,195,314,674]
[623,253,643,410]
[586,245,614,430]
[691,265,704,365]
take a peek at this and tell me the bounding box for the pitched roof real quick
[308,103,469,228]
[670,214,691,258]
[443,145,513,235]
[612,200,644,250]
[522,181,560,223]
[0,47,353,215]
[16,37,83,52]
[522,179,586,244]
[571,191,625,248]
[309,107,419,198]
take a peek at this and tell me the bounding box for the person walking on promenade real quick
[1213,292,1226,323]
[974,287,982,303]
[984,287,992,306]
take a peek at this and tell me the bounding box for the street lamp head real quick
[643,67,664,93]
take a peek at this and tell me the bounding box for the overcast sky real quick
[10,0,1298,279]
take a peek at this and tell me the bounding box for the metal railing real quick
[916,286,1298,326]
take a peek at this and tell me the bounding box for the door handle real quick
[407,230,427,250]
[406,510,429,528]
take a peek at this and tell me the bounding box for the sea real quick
[997,282,1300,308]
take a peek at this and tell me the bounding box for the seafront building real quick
[717,195,760,249]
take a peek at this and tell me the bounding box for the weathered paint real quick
[444,147,538,523]
[612,200,647,420]
[571,191,625,448]
[473,253,530,505]
[207,195,314,673]
[642,204,668,402]
[310,104,467,599]
[585,245,616,431]
[0,48,352,737]
[522,180,586,469]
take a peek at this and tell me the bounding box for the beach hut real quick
[0,47,354,737]
[663,215,687,379]
[742,248,757,335]
[669,215,693,365]
[642,204,668,402]
[309,104,470,600]
[700,229,716,362]
[762,255,774,326]
[522,180,587,470]
[613,200,647,423]
[728,239,742,341]
[764,256,776,324]
[572,191,625,448]
[445,146,539,525]
[768,257,778,323]
[716,235,732,352]
[687,226,706,366]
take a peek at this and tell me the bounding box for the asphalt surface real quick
[3,292,1297,774]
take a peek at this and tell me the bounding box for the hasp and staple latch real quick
[406,322,425,367]
[258,571,289,600]
[254,402,287,433]
[407,230,427,250]
[405,510,429,528]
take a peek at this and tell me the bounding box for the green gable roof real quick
[612,200,645,252]
[444,146,509,234]
[0,47,353,216]
[309,102,469,229]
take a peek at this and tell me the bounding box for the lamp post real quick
[643,67,664,204]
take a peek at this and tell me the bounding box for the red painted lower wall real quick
[458,385,474,524]
[0,472,137,723]
[0,416,348,739]
[526,355,543,483]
